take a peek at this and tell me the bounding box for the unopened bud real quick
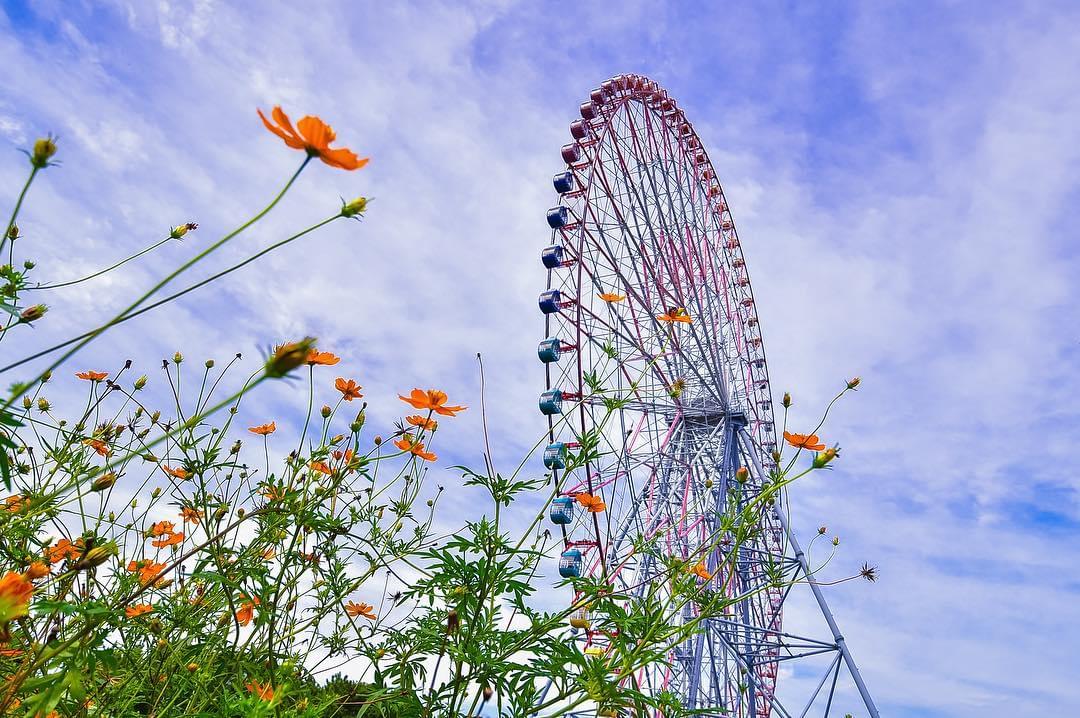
[21,395,31,409]
[187,662,199,672]
[150,411,160,424]
[205,359,214,369]
[134,375,147,390]
[482,686,493,701]
[782,392,791,408]
[446,608,459,635]
[31,136,58,168]
[847,377,861,390]
[19,304,47,323]
[75,542,118,570]
[734,467,749,484]
[237,508,245,518]
[169,222,198,240]
[373,435,382,446]
[91,472,117,491]
[22,260,34,270]
[265,338,316,378]
[321,404,331,418]
[832,536,840,546]
[151,487,161,498]
[173,351,183,364]
[40,370,51,383]
[6,224,17,240]
[341,196,369,217]
[812,447,839,469]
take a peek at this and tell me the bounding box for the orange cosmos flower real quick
[310,461,332,476]
[306,350,340,366]
[180,507,201,524]
[345,601,377,620]
[246,679,275,701]
[75,370,108,381]
[398,388,466,417]
[162,466,189,480]
[393,436,437,462]
[0,572,34,623]
[335,378,363,401]
[151,531,184,548]
[258,105,369,171]
[4,495,29,513]
[236,595,261,626]
[406,415,438,431]
[658,308,692,324]
[24,562,50,580]
[151,521,177,536]
[263,486,286,502]
[598,292,626,303]
[82,438,110,456]
[249,422,276,436]
[575,493,606,513]
[690,562,713,581]
[127,560,167,586]
[125,603,154,618]
[783,431,826,452]
[48,538,83,564]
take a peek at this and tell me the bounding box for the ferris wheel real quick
[535,74,879,718]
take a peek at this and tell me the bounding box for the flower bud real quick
[373,435,382,446]
[482,686,493,701]
[782,392,791,408]
[341,196,369,217]
[19,304,47,323]
[150,411,160,424]
[169,222,197,239]
[832,536,840,546]
[21,395,31,409]
[32,398,47,413]
[23,260,34,270]
[351,407,366,433]
[321,404,331,418]
[7,224,17,240]
[446,608,459,635]
[818,525,827,535]
[847,377,861,390]
[205,359,215,369]
[771,450,781,463]
[187,662,199,672]
[173,351,183,364]
[734,467,749,484]
[31,136,58,168]
[265,337,316,378]
[812,447,839,469]
[91,472,117,492]
[134,375,147,390]
[40,370,51,383]
[237,508,245,518]
[75,542,118,570]
[151,487,161,498]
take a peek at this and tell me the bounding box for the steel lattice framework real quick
[535,74,879,717]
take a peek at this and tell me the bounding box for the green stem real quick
[0,165,38,261]
[2,157,310,409]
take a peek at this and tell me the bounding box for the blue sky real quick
[2,1,1079,715]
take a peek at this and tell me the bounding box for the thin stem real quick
[30,237,174,290]
[2,157,311,408]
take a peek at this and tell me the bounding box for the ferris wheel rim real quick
[538,73,785,715]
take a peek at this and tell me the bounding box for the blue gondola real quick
[537,338,561,363]
[559,549,583,578]
[553,170,575,194]
[546,206,569,229]
[541,245,565,269]
[539,389,563,415]
[538,290,562,314]
[549,496,574,524]
[543,442,568,469]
